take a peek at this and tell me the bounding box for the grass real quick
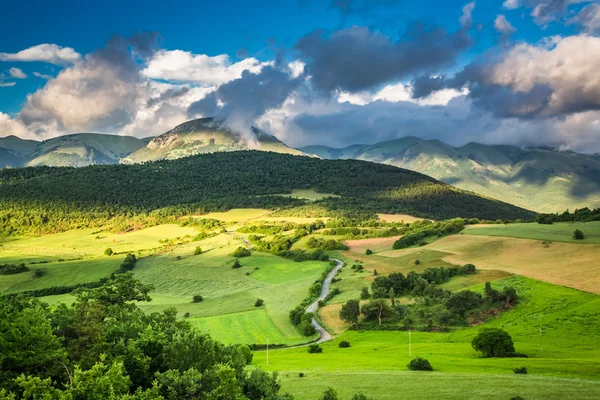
[131,233,328,344]
[275,189,340,201]
[377,213,426,223]
[201,208,271,222]
[466,221,600,244]
[422,235,600,295]
[253,276,600,399]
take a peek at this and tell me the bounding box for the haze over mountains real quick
[1,117,599,213]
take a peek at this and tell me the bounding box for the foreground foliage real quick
[0,273,289,399]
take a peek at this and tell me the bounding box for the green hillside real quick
[123,117,304,163]
[0,151,535,235]
[300,138,600,213]
[0,135,40,168]
[26,133,145,167]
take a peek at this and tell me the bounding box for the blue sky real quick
[1,0,599,151]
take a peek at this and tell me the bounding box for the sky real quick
[1,0,599,152]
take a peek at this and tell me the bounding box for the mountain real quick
[25,133,146,167]
[123,117,304,164]
[299,138,600,213]
[0,135,40,168]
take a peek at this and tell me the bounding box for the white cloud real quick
[9,67,27,79]
[460,2,476,28]
[570,3,600,34]
[337,82,466,106]
[495,15,517,36]
[0,82,16,87]
[141,50,268,85]
[33,72,53,79]
[0,44,81,65]
[0,113,31,138]
[503,0,520,9]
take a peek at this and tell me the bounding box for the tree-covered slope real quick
[300,138,600,213]
[123,117,304,163]
[0,151,534,235]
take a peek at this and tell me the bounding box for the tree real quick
[360,287,370,300]
[194,246,203,255]
[339,300,360,329]
[471,328,516,357]
[231,259,242,269]
[365,249,373,255]
[446,290,482,318]
[320,387,338,400]
[299,314,316,336]
[76,272,153,305]
[232,247,251,258]
[104,248,113,256]
[308,344,322,354]
[361,299,395,325]
[573,229,584,240]
[254,299,264,307]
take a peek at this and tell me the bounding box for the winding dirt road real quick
[306,258,343,343]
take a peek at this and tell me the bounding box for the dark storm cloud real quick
[411,75,448,99]
[147,86,190,107]
[295,23,471,94]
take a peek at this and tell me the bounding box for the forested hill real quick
[0,151,535,235]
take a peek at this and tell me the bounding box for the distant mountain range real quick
[1,118,599,213]
[299,138,600,213]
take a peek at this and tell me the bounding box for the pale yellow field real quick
[318,303,351,334]
[344,236,403,254]
[377,214,427,223]
[201,208,272,222]
[380,235,600,295]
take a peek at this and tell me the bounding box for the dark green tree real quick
[471,328,516,357]
[339,300,361,329]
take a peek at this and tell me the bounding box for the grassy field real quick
[254,276,600,399]
[377,213,426,223]
[466,221,600,244]
[131,233,327,344]
[275,189,340,201]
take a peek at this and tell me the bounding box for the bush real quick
[255,298,264,307]
[192,295,203,303]
[365,249,373,255]
[573,229,584,240]
[407,357,433,371]
[183,312,191,318]
[232,247,251,257]
[194,246,203,255]
[299,314,317,336]
[0,264,29,275]
[510,397,525,400]
[319,387,338,400]
[338,340,351,348]
[104,248,113,256]
[513,367,527,374]
[232,259,242,269]
[472,328,516,357]
[33,269,46,278]
[298,372,305,378]
[352,394,368,400]
[414,259,420,265]
[308,344,323,354]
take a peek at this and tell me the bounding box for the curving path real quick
[306,258,343,343]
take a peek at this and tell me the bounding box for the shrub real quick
[183,312,191,318]
[320,387,338,400]
[513,367,527,374]
[308,344,323,354]
[194,246,203,255]
[0,264,29,275]
[298,372,305,378]
[365,249,373,255]
[373,269,378,276]
[573,229,584,240]
[299,314,317,336]
[33,269,46,278]
[104,248,113,256]
[192,295,203,303]
[414,259,420,265]
[232,247,251,257]
[232,259,242,269]
[471,328,516,357]
[338,340,351,348]
[176,255,182,260]
[255,298,264,307]
[407,357,433,371]
[352,394,368,400]
[510,397,525,400]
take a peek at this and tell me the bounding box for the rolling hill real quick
[26,133,145,167]
[0,135,39,168]
[122,117,303,163]
[300,138,600,213]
